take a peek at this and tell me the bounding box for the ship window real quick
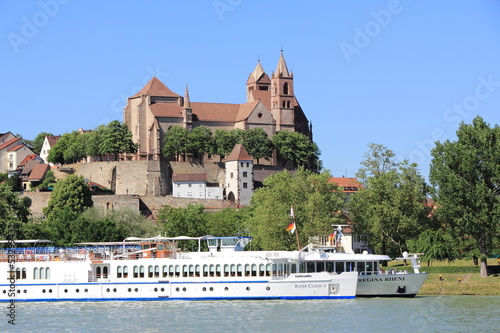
[117,266,122,278]
[346,262,355,272]
[189,265,195,277]
[22,268,27,279]
[103,266,108,278]
[291,264,297,273]
[306,262,315,273]
[163,265,168,277]
[139,266,145,278]
[259,264,265,276]
[176,265,183,277]
[224,264,229,277]
[216,265,221,277]
[148,265,154,278]
[155,265,160,278]
[209,264,215,277]
[133,266,138,278]
[317,262,325,272]
[203,265,209,277]
[251,264,257,277]
[335,262,344,273]
[15,268,21,280]
[245,264,250,277]
[366,262,374,273]
[96,266,101,279]
[266,264,272,277]
[230,264,236,276]
[195,265,201,277]
[40,267,46,279]
[237,264,242,277]
[183,265,188,277]
[326,262,334,273]
[357,262,365,273]
[123,266,129,278]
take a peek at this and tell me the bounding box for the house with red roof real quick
[0,136,34,174]
[124,52,312,164]
[40,135,61,165]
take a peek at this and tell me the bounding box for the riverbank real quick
[387,258,500,296]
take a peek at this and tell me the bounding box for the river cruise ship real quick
[0,236,358,302]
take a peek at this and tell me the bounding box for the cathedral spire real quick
[248,60,266,83]
[184,84,191,109]
[275,50,290,78]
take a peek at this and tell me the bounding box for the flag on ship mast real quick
[286,221,296,234]
[289,206,295,218]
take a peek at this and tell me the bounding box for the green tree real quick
[241,128,273,164]
[212,129,240,161]
[356,143,397,185]
[349,145,430,257]
[163,126,190,161]
[272,131,319,168]
[30,132,53,155]
[0,183,31,239]
[408,229,459,266]
[430,116,500,277]
[158,204,207,238]
[36,170,56,190]
[188,126,213,158]
[206,206,252,237]
[248,169,345,250]
[44,175,93,221]
[98,120,137,158]
[47,131,82,164]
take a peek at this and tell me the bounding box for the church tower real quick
[246,60,271,102]
[271,51,295,131]
[181,84,193,130]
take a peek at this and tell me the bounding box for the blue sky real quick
[2,0,500,179]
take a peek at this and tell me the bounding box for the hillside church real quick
[124,52,312,164]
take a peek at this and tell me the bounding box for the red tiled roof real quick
[131,77,180,98]
[191,102,240,122]
[172,173,207,182]
[235,101,259,122]
[249,90,271,110]
[0,137,21,150]
[328,177,363,192]
[46,135,61,147]
[19,154,39,167]
[150,103,182,118]
[225,144,252,162]
[28,164,49,181]
[8,144,25,152]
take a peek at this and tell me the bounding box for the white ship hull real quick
[356,273,428,297]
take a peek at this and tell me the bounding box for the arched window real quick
[96,266,101,279]
[251,264,257,276]
[283,82,289,95]
[203,264,209,277]
[40,267,45,280]
[139,265,145,278]
[245,264,251,276]
[237,264,243,277]
[103,266,108,278]
[33,267,38,280]
[163,265,168,278]
[148,265,154,278]
[216,264,221,277]
[259,264,265,276]
[22,268,27,279]
[45,267,50,280]
[117,266,122,278]
[133,265,138,278]
[282,101,286,108]
[224,264,229,277]
[195,265,201,277]
[123,266,129,278]
[183,265,188,277]
[175,265,181,277]
[287,101,291,108]
[274,83,277,94]
[155,265,160,278]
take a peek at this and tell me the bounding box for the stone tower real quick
[224,144,253,206]
[271,51,295,132]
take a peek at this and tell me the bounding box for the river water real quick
[2,296,499,332]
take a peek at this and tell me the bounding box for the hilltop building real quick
[123,52,312,164]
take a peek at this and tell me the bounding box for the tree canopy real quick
[248,169,345,250]
[272,130,319,168]
[0,183,31,239]
[30,132,53,154]
[43,175,93,221]
[349,144,431,258]
[430,116,500,277]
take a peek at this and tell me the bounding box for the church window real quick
[282,101,286,108]
[274,83,277,94]
[283,82,289,95]
[258,113,263,118]
[287,101,291,108]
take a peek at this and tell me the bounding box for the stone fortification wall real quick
[20,192,51,218]
[140,196,234,218]
[53,160,169,196]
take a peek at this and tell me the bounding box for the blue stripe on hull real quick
[1,295,355,302]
